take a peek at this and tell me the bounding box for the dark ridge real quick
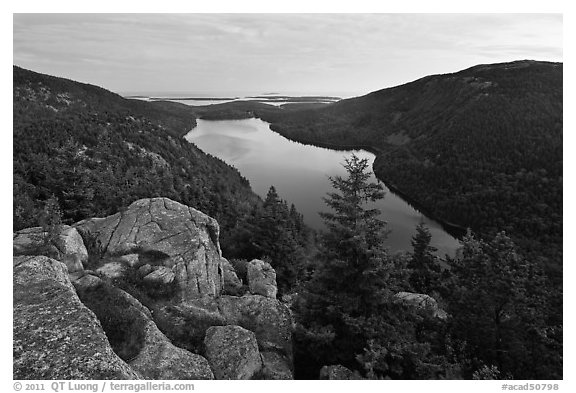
[13,65,198,137]
[13,65,263,256]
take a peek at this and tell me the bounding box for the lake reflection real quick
[185,118,460,256]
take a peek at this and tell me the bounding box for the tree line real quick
[289,155,561,379]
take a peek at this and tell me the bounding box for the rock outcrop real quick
[222,258,243,295]
[218,295,292,359]
[154,297,228,352]
[13,256,139,379]
[13,225,88,273]
[96,261,126,279]
[247,259,277,299]
[131,322,213,380]
[69,271,102,292]
[142,266,176,287]
[154,293,294,379]
[157,294,292,356]
[393,291,448,320]
[204,325,263,380]
[75,197,225,300]
[119,295,213,380]
[14,198,294,380]
[72,273,213,380]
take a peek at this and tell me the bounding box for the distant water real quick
[185,118,461,256]
[124,91,356,107]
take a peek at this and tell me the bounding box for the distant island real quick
[247,95,341,101]
[125,94,342,105]
[149,96,239,101]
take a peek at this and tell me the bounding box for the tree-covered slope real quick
[260,60,563,275]
[13,66,199,136]
[13,66,261,252]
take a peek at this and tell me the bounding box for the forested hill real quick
[260,60,563,276]
[13,66,198,136]
[13,66,262,253]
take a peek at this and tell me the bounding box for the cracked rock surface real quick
[13,256,140,380]
[14,198,295,380]
[75,197,225,299]
[72,275,214,380]
[13,225,88,273]
[155,294,294,379]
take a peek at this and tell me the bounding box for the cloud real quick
[13,13,562,95]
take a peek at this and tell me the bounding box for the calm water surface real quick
[185,118,460,256]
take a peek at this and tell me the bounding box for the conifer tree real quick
[264,185,281,210]
[316,154,393,309]
[294,154,402,374]
[248,185,307,293]
[409,222,440,293]
[447,231,556,378]
[293,155,458,379]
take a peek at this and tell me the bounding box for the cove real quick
[185,118,461,256]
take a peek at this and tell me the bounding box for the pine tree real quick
[447,231,556,378]
[247,185,307,293]
[289,203,307,243]
[294,154,404,376]
[409,222,440,293]
[293,154,458,379]
[264,185,281,210]
[315,154,393,309]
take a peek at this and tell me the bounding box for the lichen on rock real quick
[13,255,139,380]
[246,259,277,299]
[14,198,294,380]
[13,225,88,273]
[204,325,262,380]
[75,197,225,300]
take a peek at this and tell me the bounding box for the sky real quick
[13,13,563,97]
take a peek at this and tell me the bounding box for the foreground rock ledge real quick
[13,256,139,380]
[71,273,214,380]
[14,198,295,380]
[204,325,263,380]
[156,294,293,361]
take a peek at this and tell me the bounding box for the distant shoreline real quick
[125,95,341,103]
[188,115,467,241]
[270,132,468,239]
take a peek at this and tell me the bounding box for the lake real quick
[185,118,461,256]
